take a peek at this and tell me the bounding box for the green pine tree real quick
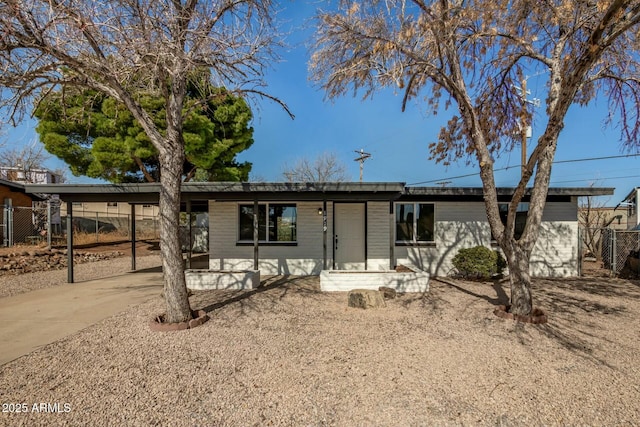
[34,77,253,183]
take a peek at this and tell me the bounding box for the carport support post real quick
[186,199,192,269]
[322,199,327,269]
[253,199,259,270]
[389,201,395,270]
[66,201,74,283]
[131,204,136,271]
[46,200,52,249]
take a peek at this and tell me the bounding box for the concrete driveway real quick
[0,270,163,366]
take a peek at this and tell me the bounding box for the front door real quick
[334,203,365,270]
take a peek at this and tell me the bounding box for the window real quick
[395,203,435,243]
[498,203,529,240]
[239,204,297,242]
[107,202,118,207]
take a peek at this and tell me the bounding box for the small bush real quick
[452,246,506,280]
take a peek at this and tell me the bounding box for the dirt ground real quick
[1,273,639,426]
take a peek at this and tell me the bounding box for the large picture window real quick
[239,204,297,242]
[395,203,435,243]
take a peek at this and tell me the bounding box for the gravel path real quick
[1,273,639,426]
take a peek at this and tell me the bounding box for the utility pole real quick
[514,78,540,178]
[520,78,528,177]
[354,149,371,182]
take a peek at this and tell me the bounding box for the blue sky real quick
[3,2,639,206]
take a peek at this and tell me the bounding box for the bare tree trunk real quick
[158,146,191,323]
[503,242,533,316]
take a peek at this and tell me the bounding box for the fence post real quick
[47,200,52,249]
[612,229,617,276]
[2,205,8,247]
[7,203,13,247]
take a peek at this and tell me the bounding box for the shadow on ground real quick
[191,276,325,317]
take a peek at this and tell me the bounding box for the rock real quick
[348,289,386,309]
[0,248,124,276]
[378,286,397,300]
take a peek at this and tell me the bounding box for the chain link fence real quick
[581,227,640,277]
[602,229,640,276]
[2,200,160,248]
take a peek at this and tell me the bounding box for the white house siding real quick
[366,201,393,270]
[530,200,579,277]
[209,201,332,275]
[209,198,580,278]
[394,202,491,276]
[394,201,579,277]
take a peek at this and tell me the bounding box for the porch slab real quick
[320,267,429,293]
[185,269,260,290]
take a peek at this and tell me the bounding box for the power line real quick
[551,174,640,184]
[407,153,640,186]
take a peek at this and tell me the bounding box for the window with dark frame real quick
[498,203,529,240]
[238,203,297,242]
[395,203,435,243]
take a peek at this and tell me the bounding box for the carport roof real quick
[22,181,614,203]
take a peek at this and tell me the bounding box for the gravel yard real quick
[1,269,639,426]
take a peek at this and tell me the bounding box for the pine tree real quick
[35,77,253,183]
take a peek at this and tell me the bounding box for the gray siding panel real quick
[367,201,392,270]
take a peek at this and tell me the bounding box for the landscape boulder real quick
[348,289,386,309]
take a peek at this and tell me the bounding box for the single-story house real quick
[24,182,612,283]
[616,187,639,230]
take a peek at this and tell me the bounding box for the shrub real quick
[452,246,506,280]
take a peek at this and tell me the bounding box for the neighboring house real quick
[0,178,35,208]
[23,182,613,278]
[58,201,159,220]
[0,166,62,184]
[0,166,158,220]
[617,187,639,230]
[598,188,640,274]
[1,178,44,246]
[578,206,628,231]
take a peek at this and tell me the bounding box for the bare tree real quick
[579,190,618,260]
[310,1,640,316]
[0,142,48,170]
[0,0,284,323]
[282,152,350,182]
[0,141,66,182]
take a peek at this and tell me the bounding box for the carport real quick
[23,182,211,283]
[23,182,407,283]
